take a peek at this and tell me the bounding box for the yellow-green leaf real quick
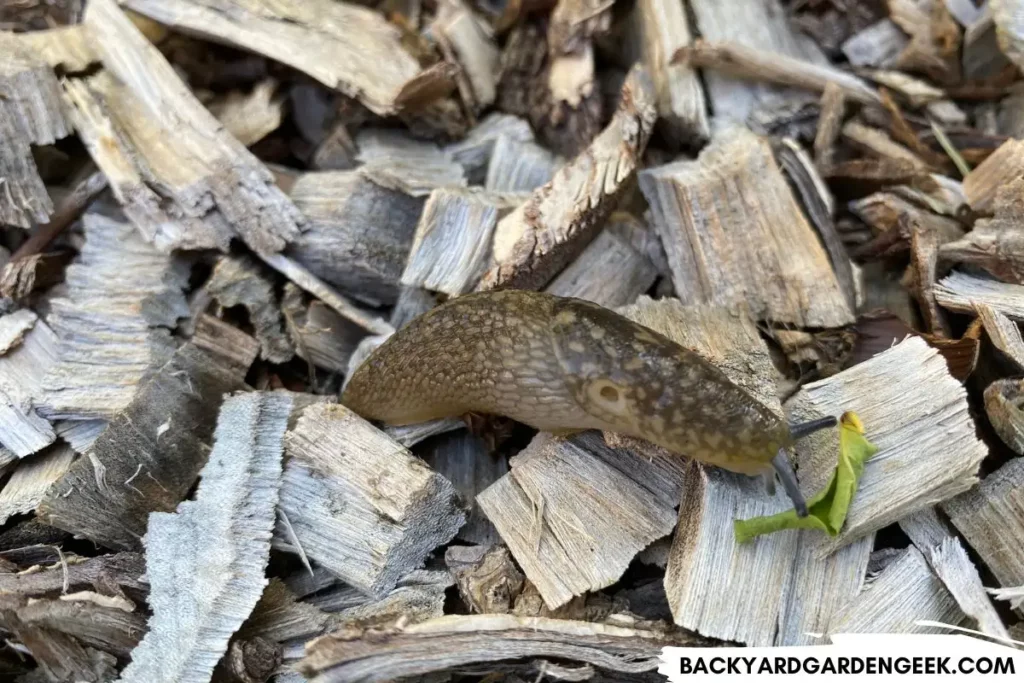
[733,412,879,544]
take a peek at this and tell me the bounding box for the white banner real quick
[660,633,1024,681]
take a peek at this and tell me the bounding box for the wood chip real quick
[992,0,1024,71]
[928,536,1010,640]
[788,336,987,553]
[445,113,535,184]
[300,613,700,681]
[281,284,366,375]
[308,570,453,629]
[118,392,293,683]
[206,254,293,364]
[123,0,426,116]
[433,0,500,113]
[484,135,559,193]
[943,457,1024,592]
[445,544,525,614]
[639,126,854,328]
[66,0,303,255]
[402,188,518,296]
[964,138,1024,213]
[355,129,467,197]
[36,316,259,551]
[479,65,656,291]
[0,315,57,458]
[16,597,146,660]
[941,178,1024,284]
[0,551,145,601]
[545,216,658,309]
[0,446,74,525]
[37,213,189,420]
[985,379,1024,455]
[841,19,910,68]
[828,546,964,635]
[0,309,37,355]
[13,26,97,73]
[421,430,507,546]
[889,0,962,82]
[978,304,1024,371]
[210,79,284,148]
[628,0,709,146]
[478,431,683,609]
[275,403,465,598]
[935,271,1024,320]
[0,32,71,228]
[286,170,425,306]
[842,120,930,171]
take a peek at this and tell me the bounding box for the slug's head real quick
[547,299,792,475]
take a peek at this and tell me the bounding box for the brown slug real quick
[342,290,831,516]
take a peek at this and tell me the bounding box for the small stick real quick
[259,251,395,336]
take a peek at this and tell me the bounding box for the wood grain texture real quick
[122,0,425,116]
[66,0,303,255]
[37,213,190,420]
[928,536,1010,640]
[275,403,465,598]
[943,457,1024,592]
[964,139,1024,213]
[118,392,293,683]
[639,127,854,328]
[788,336,987,554]
[0,446,74,525]
[935,271,1024,320]
[0,315,58,457]
[37,316,258,551]
[479,65,656,291]
[206,254,293,364]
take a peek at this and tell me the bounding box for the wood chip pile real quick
[0,0,1023,680]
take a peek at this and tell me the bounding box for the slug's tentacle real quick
[771,449,807,518]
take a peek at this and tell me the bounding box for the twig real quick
[929,118,971,178]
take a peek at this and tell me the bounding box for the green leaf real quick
[733,412,879,544]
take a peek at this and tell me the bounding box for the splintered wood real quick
[480,66,656,291]
[37,213,190,420]
[123,0,428,116]
[37,317,258,551]
[275,403,465,598]
[639,127,853,328]
[0,315,58,458]
[0,32,71,228]
[788,336,987,553]
[118,392,293,683]
[65,0,303,254]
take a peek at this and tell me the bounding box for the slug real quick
[342,290,830,515]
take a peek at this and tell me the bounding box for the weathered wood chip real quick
[206,254,293,364]
[788,336,987,554]
[446,545,525,614]
[964,138,1024,213]
[37,316,258,551]
[0,309,38,355]
[935,271,1024,320]
[984,379,1024,455]
[0,315,58,458]
[118,392,293,683]
[274,403,465,598]
[484,135,559,193]
[0,445,74,525]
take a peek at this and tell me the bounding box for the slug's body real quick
[343,290,793,477]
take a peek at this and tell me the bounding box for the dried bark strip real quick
[17,597,146,659]
[639,127,853,328]
[275,403,465,598]
[37,316,259,551]
[66,0,303,254]
[300,614,703,681]
[788,336,987,554]
[479,65,656,291]
[123,0,426,116]
[118,392,293,683]
[37,213,190,420]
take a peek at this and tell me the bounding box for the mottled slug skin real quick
[343,291,791,475]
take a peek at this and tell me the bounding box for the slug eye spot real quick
[600,386,619,401]
[586,380,631,418]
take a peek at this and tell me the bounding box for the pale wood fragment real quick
[36,316,259,551]
[842,121,930,170]
[210,79,284,147]
[0,310,37,355]
[628,0,709,146]
[434,0,500,113]
[300,614,700,682]
[306,570,453,628]
[118,392,293,683]
[985,379,1024,454]
[446,545,525,614]
[477,430,684,609]
[943,457,1024,591]
[888,0,962,82]
[935,271,1024,320]
[122,0,425,116]
[941,178,1024,284]
[828,547,964,635]
[66,0,303,255]
[479,66,656,291]
[964,139,1024,213]
[484,135,559,193]
[814,83,845,171]
[445,113,535,183]
[0,446,74,525]
[275,403,465,598]
[402,188,518,297]
[286,170,425,306]
[639,127,853,328]
[206,254,293,364]
[0,32,71,228]
[14,26,97,73]
[545,218,658,309]
[788,336,987,553]
[281,284,366,375]
[355,130,467,197]
[841,19,910,67]
[929,537,1011,640]
[0,315,58,458]
[36,213,190,420]
[992,0,1024,71]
